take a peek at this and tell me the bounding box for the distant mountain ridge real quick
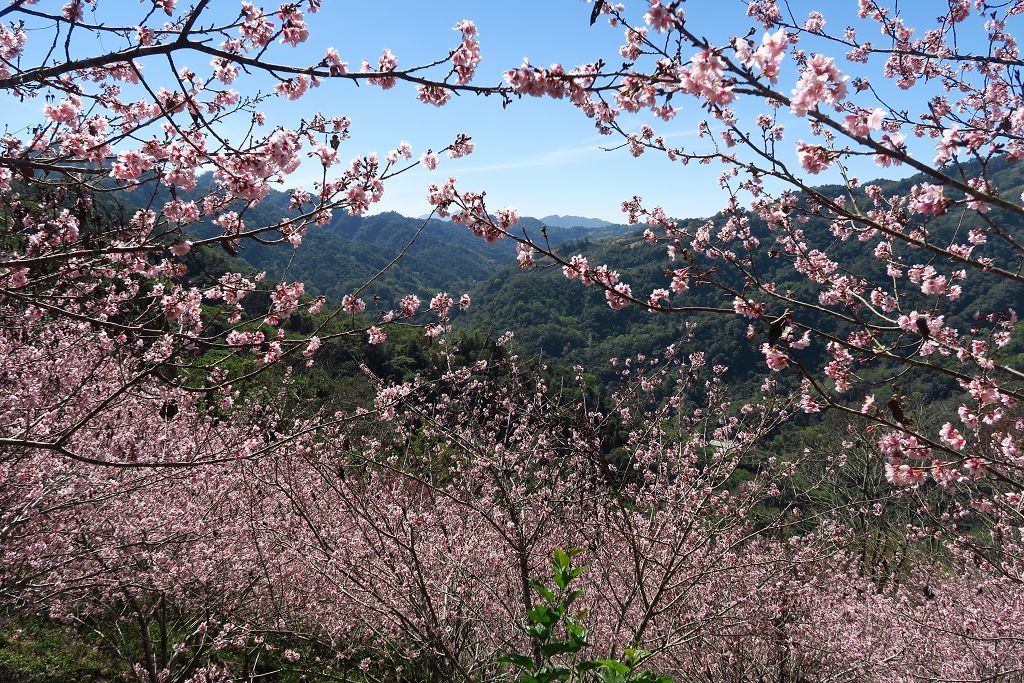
[234,210,630,306]
[125,175,630,308]
[417,212,619,231]
[539,215,615,229]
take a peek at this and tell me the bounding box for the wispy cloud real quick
[456,129,699,174]
[455,141,610,173]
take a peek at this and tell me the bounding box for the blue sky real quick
[5,1,1005,222]
[276,0,702,221]
[260,0,988,221]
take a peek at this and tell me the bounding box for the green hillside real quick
[120,175,629,310]
[462,157,1024,385]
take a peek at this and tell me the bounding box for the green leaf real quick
[541,641,584,658]
[565,625,588,647]
[537,664,572,681]
[630,675,676,683]
[623,647,651,665]
[527,606,555,626]
[592,660,630,674]
[497,653,535,669]
[529,579,556,604]
[527,624,552,641]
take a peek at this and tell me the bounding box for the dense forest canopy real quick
[2,1,1024,682]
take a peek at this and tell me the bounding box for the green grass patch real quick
[0,616,120,683]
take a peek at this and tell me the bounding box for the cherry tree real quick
[423,0,1024,586]
[8,338,1023,681]
[0,335,830,680]
[4,1,1024,681]
[0,2,484,676]
[415,1,1024,677]
[0,0,477,464]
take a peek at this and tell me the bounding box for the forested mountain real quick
[114,157,1024,389]
[539,214,616,230]
[233,210,514,305]
[462,157,1024,380]
[235,211,633,305]
[462,229,760,380]
[124,175,630,307]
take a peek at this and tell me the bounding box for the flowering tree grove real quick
[2,0,1024,681]
[428,0,1024,645]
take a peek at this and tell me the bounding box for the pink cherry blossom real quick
[790,54,847,115]
[761,343,789,370]
[342,294,366,314]
[421,151,439,170]
[909,183,948,216]
[796,142,832,173]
